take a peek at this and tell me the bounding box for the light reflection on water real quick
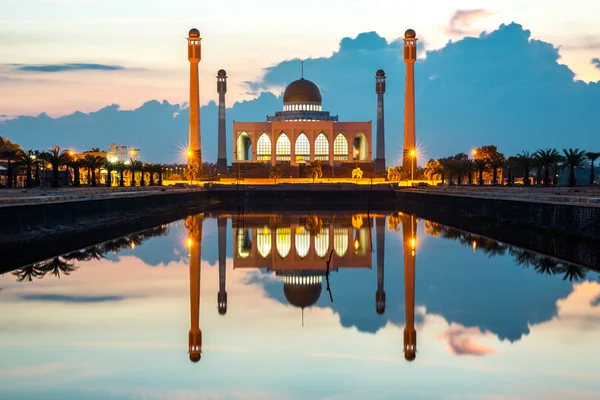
[1,211,599,400]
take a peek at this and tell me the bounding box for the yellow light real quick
[354,238,360,250]
[68,150,74,156]
[187,150,192,157]
[187,238,193,248]
[472,150,477,156]
[410,150,416,157]
[472,241,477,251]
[410,237,416,250]
[411,249,415,257]
[130,242,135,250]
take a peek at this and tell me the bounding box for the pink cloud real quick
[445,9,494,36]
[438,325,496,356]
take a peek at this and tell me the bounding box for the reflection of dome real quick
[217,69,227,77]
[376,69,385,77]
[189,28,200,37]
[190,353,201,362]
[405,29,416,38]
[405,351,416,362]
[283,276,323,308]
[283,78,322,104]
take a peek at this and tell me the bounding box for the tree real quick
[305,160,322,183]
[423,159,443,183]
[84,154,105,187]
[586,152,600,184]
[562,148,587,187]
[269,165,282,183]
[475,145,505,185]
[473,159,487,185]
[504,156,518,185]
[115,161,126,187]
[452,153,469,185]
[516,151,532,185]
[15,149,36,188]
[40,146,69,188]
[534,148,560,186]
[352,167,363,179]
[184,160,200,184]
[387,166,402,182]
[0,137,21,188]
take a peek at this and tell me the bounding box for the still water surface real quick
[1,211,600,400]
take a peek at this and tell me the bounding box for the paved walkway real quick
[410,186,600,207]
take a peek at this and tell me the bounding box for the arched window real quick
[237,229,252,258]
[314,227,330,258]
[257,227,271,258]
[276,227,291,258]
[314,133,329,161]
[257,133,271,161]
[276,133,291,161]
[334,228,348,257]
[237,132,252,161]
[295,226,310,258]
[334,133,348,161]
[295,133,310,162]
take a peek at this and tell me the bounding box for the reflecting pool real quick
[1,211,600,400]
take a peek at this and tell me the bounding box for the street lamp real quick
[410,149,416,181]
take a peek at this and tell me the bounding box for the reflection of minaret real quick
[187,28,202,167]
[216,69,228,174]
[186,214,204,362]
[374,70,386,174]
[375,217,386,314]
[402,29,417,172]
[217,217,228,315]
[402,214,417,361]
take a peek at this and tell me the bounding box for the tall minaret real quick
[217,217,228,315]
[186,214,204,363]
[187,28,202,167]
[402,29,418,173]
[216,70,228,174]
[374,70,386,174]
[375,216,386,315]
[403,214,417,361]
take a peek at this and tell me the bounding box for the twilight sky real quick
[1,0,600,162]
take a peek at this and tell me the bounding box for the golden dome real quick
[405,351,416,361]
[376,69,385,77]
[189,353,201,362]
[189,28,200,38]
[405,29,416,38]
[283,78,322,104]
[283,277,322,308]
[217,69,227,77]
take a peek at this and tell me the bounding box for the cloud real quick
[438,325,496,356]
[562,36,600,51]
[593,58,600,70]
[19,294,125,303]
[445,9,494,36]
[13,63,125,73]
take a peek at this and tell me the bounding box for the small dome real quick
[283,280,322,308]
[189,353,201,362]
[217,69,227,77]
[405,29,416,38]
[189,28,200,38]
[376,69,385,77]
[283,78,322,104]
[405,351,416,362]
[376,305,385,315]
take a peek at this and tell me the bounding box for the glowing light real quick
[68,150,74,156]
[187,150,192,157]
[472,149,477,156]
[354,238,360,251]
[410,237,416,250]
[130,242,135,250]
[410,150,416,157]
[472,241,477,251]
[187,238,193,248]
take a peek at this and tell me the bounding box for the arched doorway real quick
[236,132,252,161]
[256,133,271,162]
[237,229,252,258]
[314,133,329,162]
[276,133,291,162]
[353,133,368,161]
[295,133,310,163]
[334,133,348,161]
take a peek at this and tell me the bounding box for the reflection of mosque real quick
[185,212,418,363]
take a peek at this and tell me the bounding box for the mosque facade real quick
[233,79,372,167]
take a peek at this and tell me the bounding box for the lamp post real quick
[354,149,359,168]
[410,149,416,181]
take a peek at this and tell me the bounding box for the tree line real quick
[423,145,599,187]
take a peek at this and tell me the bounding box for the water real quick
[1,211,599,400]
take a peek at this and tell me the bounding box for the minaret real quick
[187,28,202,168]
[216,70,228,174]
[186,214,204,363]
[217,217,228,315]
[402,214,417,361]
[374,70,386,174]
[375,216,386,314]
[402,29,418,173]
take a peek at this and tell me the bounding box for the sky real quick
[1,216,600,399]
[1,0,600,162]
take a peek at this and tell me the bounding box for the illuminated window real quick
[257,226,271,258]
[334,228,348,257]
[295,133,310,162]
[276,227,291,258]
[314,133,329,161]
[257,133,271,161]
[334,133,348,161]
[276,133,291,161]
[314,227,329,258]
[237,229,252,258]
[295,226,310,258]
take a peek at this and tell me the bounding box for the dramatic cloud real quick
[438,325,496,356]
[593,58,600,70]
[13,63,125,72]
[20,294,125,303]
[445,9,494,36]
[2,23,600,164]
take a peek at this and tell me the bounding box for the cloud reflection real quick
[438,325,496,356]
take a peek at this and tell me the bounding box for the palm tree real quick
[305,160,322,183]
[40,146,69,187]
[269,165,282,183]
[585,152,600,184]
[140,164,147,186]
[516,151,532,185]
[84,154,105,187]
[562,148,587,187]
[41,257,78,278]
[114,161,126,187]
[12,264,47,282]
[510,248,537,268]
[104,160,115,187]
[474,159,488,185]
[0,137,21,188]
[32,150,42,187]
[423,159,443,183]
[69,158,82,187]
[559,263,586,281]
[489,154,505,186]
[532,257,558,275]
[552,154,564,185]
[534,148,560,186]
[15,149,36,188]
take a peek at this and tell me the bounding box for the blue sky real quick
[1,1,600,162]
